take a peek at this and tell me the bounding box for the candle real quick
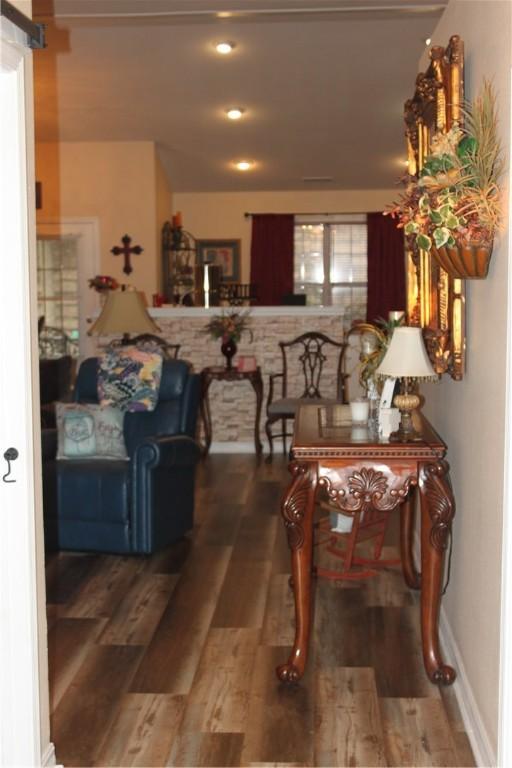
[203,265,210,309]
[350,398,369,424]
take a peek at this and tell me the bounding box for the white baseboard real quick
[439,607,496,767]
[208,439,290,454]
[413,531,495,766]
[209,441,257,453]
[42,742,58,767]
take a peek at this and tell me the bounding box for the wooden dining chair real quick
[264,331,349,460]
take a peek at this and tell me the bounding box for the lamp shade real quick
[87,289,160,336]
[376,326,435,379]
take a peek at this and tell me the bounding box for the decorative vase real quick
[431,240,493,279]
[221,337,237,369]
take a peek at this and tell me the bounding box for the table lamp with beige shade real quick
[87,286,161,345]
[376,326,437,441]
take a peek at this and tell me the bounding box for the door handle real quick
[3,447,19,483]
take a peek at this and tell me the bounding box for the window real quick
[293,214,367,322]
[37,236,80,356]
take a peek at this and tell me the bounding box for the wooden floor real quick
[46,454,475,768]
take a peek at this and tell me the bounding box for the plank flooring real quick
[45,454,475,767]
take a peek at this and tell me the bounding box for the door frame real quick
[0,14,53,768]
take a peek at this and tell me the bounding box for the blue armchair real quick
[43,357,201,554]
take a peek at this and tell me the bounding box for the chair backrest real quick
[279,331,348,401]
[126,334,181,359]
[74,357,199,456]
[39,325,79,359]
[39,355,74,404]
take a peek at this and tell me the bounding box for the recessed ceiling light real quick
[234,160,253,171]
[425,37,432,45]
[226,108,245,120]
[216,41,235,55]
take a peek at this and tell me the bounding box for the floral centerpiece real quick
[386,80,503,278]
[88,275,119,293]
[203,310,253,369]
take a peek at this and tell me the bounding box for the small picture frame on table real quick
[196,239,241,282]
[380,378,397,409]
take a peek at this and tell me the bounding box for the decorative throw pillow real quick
[97,345,163,412]
[56,403,128,460]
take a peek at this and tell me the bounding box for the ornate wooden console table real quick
[200,366,263,455]
[277,404,456,685]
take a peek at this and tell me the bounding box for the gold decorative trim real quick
[404,34,466,381]
[293,447,445,460]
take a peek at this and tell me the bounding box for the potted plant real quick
[203,310,253,369]
[387,80,503,278]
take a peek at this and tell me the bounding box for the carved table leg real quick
[276,461,317,683]
[418,459,456,685]
[250,370,263,456]
[400,486,421,590]
[199,375,213,456]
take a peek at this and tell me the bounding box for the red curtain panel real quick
[366,212,406,324]
[250,214,294,305]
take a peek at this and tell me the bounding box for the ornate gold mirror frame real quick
[404,34,465,380]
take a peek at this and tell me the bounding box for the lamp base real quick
[389,393,422,442]
[389,424,423,443]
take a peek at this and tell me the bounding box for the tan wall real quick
[35,141,167,300]
[420,1,511,755]
[174,189,396,282]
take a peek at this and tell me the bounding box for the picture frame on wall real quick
[196,239,241,282]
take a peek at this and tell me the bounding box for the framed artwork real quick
[196,239,241,282]
[404,35,465,380]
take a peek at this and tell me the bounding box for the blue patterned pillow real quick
[97,345,163,412]
[56,403,128,460]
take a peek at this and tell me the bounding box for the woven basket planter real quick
[432,240,493,279]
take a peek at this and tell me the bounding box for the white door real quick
[0,14,52,768]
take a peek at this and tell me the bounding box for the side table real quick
[277,404,456,686]
[200,366,263,456]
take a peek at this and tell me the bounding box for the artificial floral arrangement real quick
[386,80,503,277]
[88,275,119,292]
[203,310,253,343]
[348,316,404,391]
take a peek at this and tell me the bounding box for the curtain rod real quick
[244,211,368,218]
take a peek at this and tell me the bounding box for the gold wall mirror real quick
[404,34,465,380]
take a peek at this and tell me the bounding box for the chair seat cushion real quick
[57,460,130,524]
[268,397,339,417]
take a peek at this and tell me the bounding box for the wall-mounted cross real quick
[110,234,144,275]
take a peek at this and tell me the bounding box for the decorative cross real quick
[110,234,143,275]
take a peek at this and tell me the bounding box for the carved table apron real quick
[277,404,456,686]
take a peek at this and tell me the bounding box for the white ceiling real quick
[33,0,446,192]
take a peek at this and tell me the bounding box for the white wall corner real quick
[439,606,496,768]
[497,64,512,768]
[413,531,495,766]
